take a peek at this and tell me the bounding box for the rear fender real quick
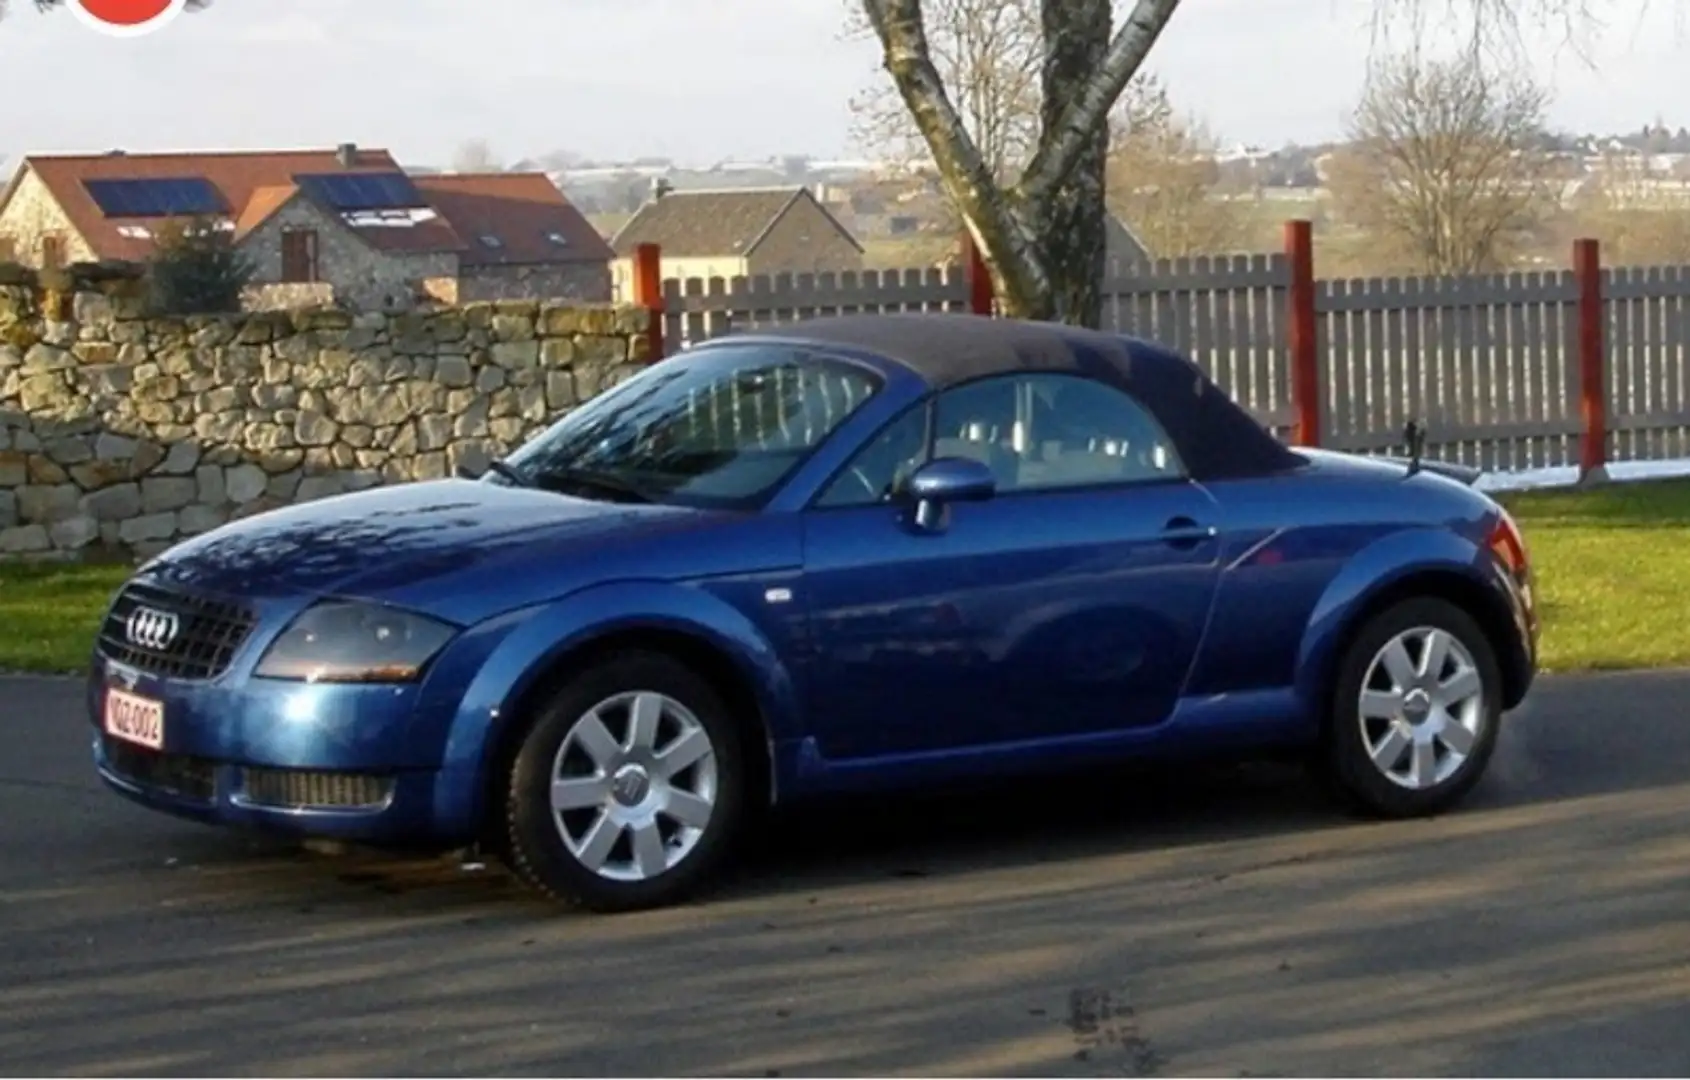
[1293,527,1493,730]
[432,579,800,836]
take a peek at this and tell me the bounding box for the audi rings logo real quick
[126,606,181,651]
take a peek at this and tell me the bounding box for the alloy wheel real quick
[1356,625,1486,791]
[548,690,719,882]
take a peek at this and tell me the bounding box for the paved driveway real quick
[2,671,1688,1077]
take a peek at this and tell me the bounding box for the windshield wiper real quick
[458,458,532,487]
[542,466,657,504]
[485,459,530,486]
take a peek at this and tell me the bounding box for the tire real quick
[502,650,749,913]
[1320,596,1503,819]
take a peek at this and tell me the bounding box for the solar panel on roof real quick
[82,177,225,218]
[293,171,425,212]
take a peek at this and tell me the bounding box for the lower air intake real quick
[238,768,395,810]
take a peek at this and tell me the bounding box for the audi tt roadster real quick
[89,313,1538,912]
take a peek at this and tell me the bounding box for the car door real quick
[797,372,1225,763]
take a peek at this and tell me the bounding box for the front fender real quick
[1293,526,1493,725]
[430,579,801,838]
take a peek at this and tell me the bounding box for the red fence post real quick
[1572,237,1608,482]
[960,231,994,315]
[1284,219,1320,447]
[631,241,664,361]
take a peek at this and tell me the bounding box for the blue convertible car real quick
[89,313,1538,912]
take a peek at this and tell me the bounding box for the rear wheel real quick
[1321,597,1502,818]
[502,651,748,912]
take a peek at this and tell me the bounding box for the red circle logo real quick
[71,0,188,36]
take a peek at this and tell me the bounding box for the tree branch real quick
[861,0,1049,299]
[846,0,1041,183]
[1016,0,1182,206]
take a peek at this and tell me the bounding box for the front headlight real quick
[254,601,457,684]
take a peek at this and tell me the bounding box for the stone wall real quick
[457,263,613,304]
[241,281,338,311]
[0,263,654,560]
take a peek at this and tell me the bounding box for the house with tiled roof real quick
[608,184,863,297]
[415,172,613,303]
[0,144,612,309]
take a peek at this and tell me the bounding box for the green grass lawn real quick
[0,560,128,674]
[1497,477,1690,673]
[2,477,1688,676]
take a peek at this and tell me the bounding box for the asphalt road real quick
[2,671,1689,1078]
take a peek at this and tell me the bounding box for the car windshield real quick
[498,342,883,509]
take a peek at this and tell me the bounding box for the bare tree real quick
[860,0,1183,325]
[848,0,1173,256]
[450,139,503,174]
[1105,75,1252,260]
[1325,51,1555,276]
[859,0,1668,326]
[1574,151,1690,266]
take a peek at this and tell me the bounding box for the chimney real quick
[336,142,358,168]
[651,176,673,200]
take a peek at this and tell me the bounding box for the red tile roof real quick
[414,172,614,267]
[232,184,297,240]
[8,147,467,261]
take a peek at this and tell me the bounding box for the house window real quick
[281,228,319,283]
[40,235,64,270]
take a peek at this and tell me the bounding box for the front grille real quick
[238,768,395,810]
[102,737,217,802]
[97,581,257,681]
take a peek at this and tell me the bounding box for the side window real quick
[931,376,1021,490]
[814,404,929,508]
[932,373,1185,493]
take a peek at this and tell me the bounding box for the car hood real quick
[140,479,771,620]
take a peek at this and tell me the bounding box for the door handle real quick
[1161,516,1217,546]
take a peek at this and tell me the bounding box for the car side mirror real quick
[905,456,996,531]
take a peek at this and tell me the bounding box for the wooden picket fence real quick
[625,231,1690,477]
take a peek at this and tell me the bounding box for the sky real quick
[0,0,1680,167]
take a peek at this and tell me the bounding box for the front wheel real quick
[1321,597,1503,818]
[502,651,748,912]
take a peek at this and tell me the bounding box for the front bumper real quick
[87,655,480,848]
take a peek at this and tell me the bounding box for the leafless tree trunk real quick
[1325,51,1555,276]
[861,0,1183,325]
[1035,0,1112,324]
[845,0,1210,277]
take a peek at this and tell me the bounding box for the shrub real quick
[147,216,255,314]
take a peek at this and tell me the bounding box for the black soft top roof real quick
[729,312,1304,481]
